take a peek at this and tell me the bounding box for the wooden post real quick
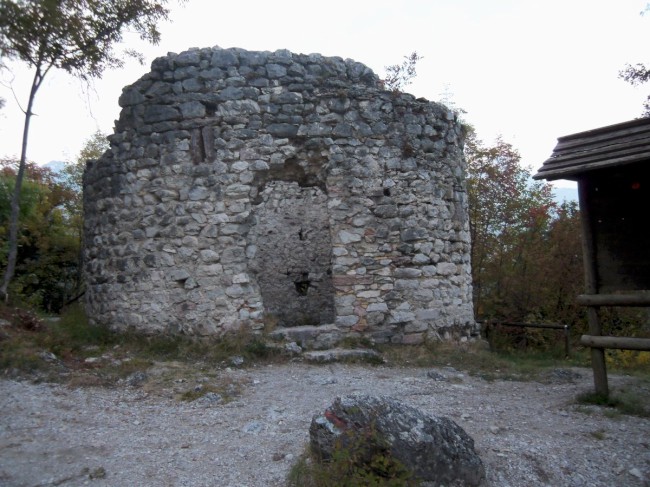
[485,321,494,351]
[578,181,608,396]
[586,307,608,395]
[564,325,570,358]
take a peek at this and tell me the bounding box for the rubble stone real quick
[309,395,486,486]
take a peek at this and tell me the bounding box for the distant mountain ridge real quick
[552,187,578,204]
[44,160,66,173]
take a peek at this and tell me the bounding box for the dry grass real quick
[0,303,285,392]
[379,339,591,382]
[575,378,650,418]
[3,304,649,412]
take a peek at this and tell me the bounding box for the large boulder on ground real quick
[309,395,485,486]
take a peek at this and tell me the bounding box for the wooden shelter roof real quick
[534,118,650,181]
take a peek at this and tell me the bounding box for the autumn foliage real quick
[0,158,81,311]
[465,132,585,328]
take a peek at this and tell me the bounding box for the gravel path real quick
[1,362,649,486]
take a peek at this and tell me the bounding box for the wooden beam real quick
[534,152,650,180]
[480,321,571,357]
[578,181,608,397]
[577,293,650,307]
[548,139,650,164]
[581,335,650,352]
[553,126,650,152]
[480,321,567,330]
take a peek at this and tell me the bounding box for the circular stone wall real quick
[83,46,477,344]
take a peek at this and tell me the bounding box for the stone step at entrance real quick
[302,348,384,364]
[267,324,384,363]
[268,324,343,351]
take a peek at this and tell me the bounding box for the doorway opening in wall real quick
[248,180,335,327]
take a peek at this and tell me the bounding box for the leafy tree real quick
[62,130,109,293]
[0,158,78,311]
[0,132,106,312]
[383,52,422,92]
[465,132,584,324]
[619,4,650,116]
[0,0,180,301]
[62,130,108,220]
[543,202,584,325]
[620,63,650,116]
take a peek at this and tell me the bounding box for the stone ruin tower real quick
[83,47,476,346]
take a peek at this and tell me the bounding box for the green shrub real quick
[576,388,650,418]
[288,425,419,487]
[53,304,114,348]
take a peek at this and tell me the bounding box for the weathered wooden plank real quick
[533,157,637,181]
[534,118,650,181]
[482,321,567,330]
[545,140,650,165]
[555,133,650,152]
[555,118,650,145]
[577,292,650,307]
[537,152,650,176]
[534,153,650,179]
[552,139,650,161]
[581,335,650,351]
[554,126,650,152]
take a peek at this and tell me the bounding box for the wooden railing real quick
[481,321,571,357]
[577,291,650,396]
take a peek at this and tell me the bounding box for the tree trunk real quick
[0,66,44,301]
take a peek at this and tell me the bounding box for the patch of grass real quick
[356,353,385,366]
[179,384,222,402]
[0,342,47,373]
[606,349,650,377]
[589,429,606,440]
[65,313,283,367]
[338,336,375,350]
[614,387,650,417]
[102,357,152,380]
[54,305,114,349]
[575,386,650,418]
[603,409,621,419]
[288,425,420,487]
[243,337,274,359]
[118,328,279,365]
[0,303,286,386]
[261,314,279,334]
[177,376,245,403]
[334,350,385,366]
[380,340,587,382]
[486,324,569,354]
[576,391,620,407]
[573,405,594,415]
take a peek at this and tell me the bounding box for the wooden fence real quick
[481,321,571,357]
[576,292,650,396]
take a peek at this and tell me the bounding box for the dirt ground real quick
[1,361,649,487]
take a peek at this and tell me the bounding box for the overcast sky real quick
[1,0,649,188]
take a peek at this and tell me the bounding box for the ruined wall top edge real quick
[123,46,383,101]
[107,46,460,137]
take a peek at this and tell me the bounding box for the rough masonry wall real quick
[84,46,476,344]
